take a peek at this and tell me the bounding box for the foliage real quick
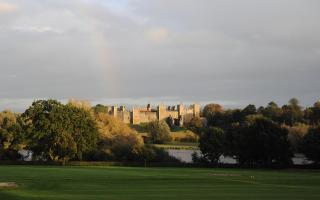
[202,104,223,126]
[0,110,24,160]
[259,101,282,122]
[241,104,257,117]
[137,145,180,163]
[147,120,172,144]
[302,126,320,164]
[92,104,109,114]
[284,123,309,153]
[171,130,198,143]
[22,100,98,163]
[199,127,225,164]
[187,117,204,135]
[94,113,143,161]
[281,98,304,126]
[202,104,223,119]
[306,101,320,125]
[67,99,92,111]
[232,116,292,166]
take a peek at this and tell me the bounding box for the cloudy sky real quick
[0,0,320,111]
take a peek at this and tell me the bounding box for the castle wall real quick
[137,111,157,124]
[116,111,131,124]
[159,110,179,120]
[107,103,201,126]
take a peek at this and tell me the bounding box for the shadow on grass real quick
[0,191,34,200]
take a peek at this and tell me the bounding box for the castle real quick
[106,103,200,126]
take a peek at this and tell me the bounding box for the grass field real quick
[153,142,198,150]
[0,166,320,200]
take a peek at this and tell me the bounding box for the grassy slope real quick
[0,166,319,200]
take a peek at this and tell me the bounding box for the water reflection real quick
[167,149,312,165]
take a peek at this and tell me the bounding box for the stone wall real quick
[107,103,200,126]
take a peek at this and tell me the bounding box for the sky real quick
[0,0,320,111]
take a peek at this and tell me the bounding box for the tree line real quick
[190,98,320,167]
[1,98,320,167]
[0,99,178,164]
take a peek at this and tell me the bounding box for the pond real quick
[167,149,312,165]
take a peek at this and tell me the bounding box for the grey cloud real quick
[0,0,320,111]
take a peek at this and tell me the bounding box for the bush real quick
[171,131,198,143]
[148,121,172,144]
[137,145,180,163]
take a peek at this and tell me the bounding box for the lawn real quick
[0,165,320,200]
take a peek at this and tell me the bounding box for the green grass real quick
[153,142,199,150]
[0,165,320,200]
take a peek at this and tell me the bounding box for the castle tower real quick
[119,105,126,112]
[192,104,201,117]
[111,106,117,117]
[157,104,166,121]
[177,104,185,117]
[177,104,185,126]
[131,107,140,125]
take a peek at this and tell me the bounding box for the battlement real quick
[107,103,200,126]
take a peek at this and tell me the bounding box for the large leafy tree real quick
[233,116,292,166]
[65,104,99,160]
[202,104,223,126]
[203,104,223,118]
[199,127,225,164]
[0,110,24,160]
[22,100,98,163]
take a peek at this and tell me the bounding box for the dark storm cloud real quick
[0,0,320,111]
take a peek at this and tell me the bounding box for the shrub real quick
[148,121,171,144]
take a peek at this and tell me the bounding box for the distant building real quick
[105,103,200,126]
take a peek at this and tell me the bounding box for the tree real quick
[307,101,320,125]
[187,117,204,135]
[203,104,223,117]
[281,98,303,125]
[0,110,24,160]
[260,102,282,122]
[233,116,292,166]
[284,123,309,153]
[202,104,223,126]
[67,99,91,111]
[199,127,225,164]
[22,100,98,163]
[94,113,143,161]
[148,120,171,144]
[302,126,320,164]
[92,104,109,114]
[241,104,257,117]
[65,103,99,160]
